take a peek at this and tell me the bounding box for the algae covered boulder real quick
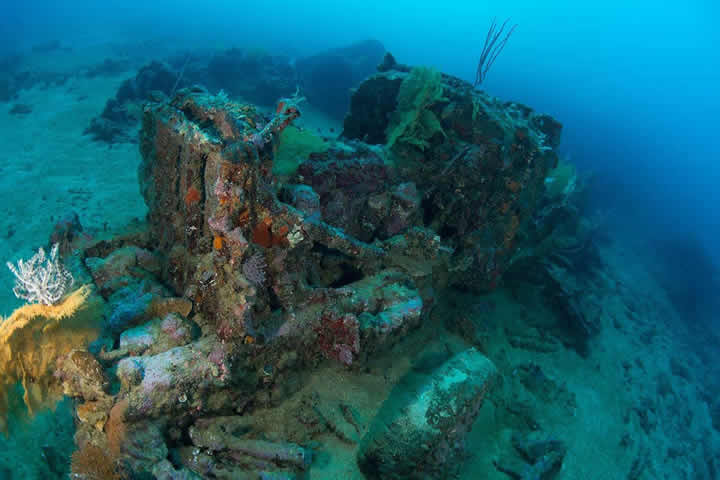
[115,335,232,420]
[357,347,497,479]
[342,57,563,291]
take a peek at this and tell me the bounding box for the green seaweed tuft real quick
[386,67,447,151]
[544,159,577,199]
[273,125,329,177]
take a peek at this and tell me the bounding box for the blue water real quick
[1,1,718,479]
[4,1,717,261]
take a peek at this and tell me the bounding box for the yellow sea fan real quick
[0,286,104,431]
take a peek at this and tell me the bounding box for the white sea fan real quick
[6,243,74,305]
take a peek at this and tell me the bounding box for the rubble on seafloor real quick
[17,56,583,479]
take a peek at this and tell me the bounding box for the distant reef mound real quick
[84,40,386,144]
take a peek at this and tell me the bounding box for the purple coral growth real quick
[214,177,231,200]
[208,213,231,234]
[249,132,266,148]
[242,252,266,286]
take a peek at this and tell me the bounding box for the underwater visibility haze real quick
[0,1,718,479]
